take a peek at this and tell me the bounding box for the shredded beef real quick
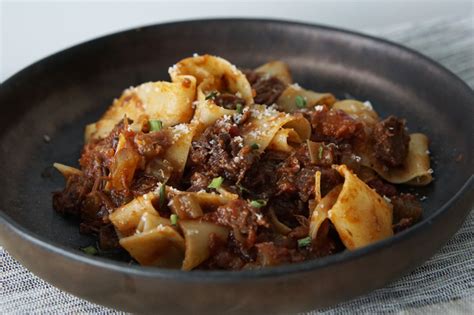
[53,175,93,217]
[79,121,127,179]
[99,224,120,250]
[373,116,410,167]
[200,233,246,270]
[391,193,423,224]
[311,224,345,257]
[204,199,268,251]
[243,70,287,105]
[240,150,287,198]
[130,174,159,196]
[188,117,258,184]
[254,242,293,266]
[367,178,398,197]
[213,93,246,110]
[310,106,364,142]
[134,130,171,159]
[274,146,343,200]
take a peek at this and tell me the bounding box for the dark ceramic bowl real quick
[0,19,473,314]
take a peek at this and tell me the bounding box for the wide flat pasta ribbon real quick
[85,75,196,142]
[310,165,393,250]
[241,105,311,152]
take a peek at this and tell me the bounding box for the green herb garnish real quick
[236,104,243,114]
[170,214,178,225]
[250,199,267,208]
[297,236,312,248]
[250,143,260,150]
[318,146,324,160]
[205,91,218,100]
[208,176,224,189]
[81,245,98,255]
[149,119,163,131]
[295,95,307,108]
[159,184,166,209]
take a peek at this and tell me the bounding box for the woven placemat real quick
[1,15,473,315]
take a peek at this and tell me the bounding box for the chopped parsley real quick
[205,91,218,100]
[318,145,324,160]
[170,214,178,225]
[159,184,166,209]
[149,119,163,131]
[81,245,98,255]
[236,103,243,114]
[295,95,307,108]
[208,176,224,189]
[297,236,312,248]
[250,143,260,150]
[250,199,267,208]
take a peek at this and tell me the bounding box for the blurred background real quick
[1,0,472,82]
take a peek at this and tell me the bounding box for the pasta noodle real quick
[179,220,229,271]
[169,54,253,105]
[267,128,303,152]
[119,216,185,268]
[327,165,393,249]
[332,99,379,131]
[85,75,196,142]
[277,84,336,113]
[241,105,311,152]
[254,60,293,85]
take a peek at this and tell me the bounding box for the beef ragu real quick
[53,55,433,270]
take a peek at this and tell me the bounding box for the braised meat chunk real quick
[373,116,410,167]
[244,70,287,105]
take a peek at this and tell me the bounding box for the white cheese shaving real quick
[351,154,362,162]
[363,100,373,110]
[171,124,190,141]
[168,64,178,75]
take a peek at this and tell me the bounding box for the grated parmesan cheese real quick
[363,100,373,110]
[171,124,190,141]
[351,154,362,162]
[168,64,178,75]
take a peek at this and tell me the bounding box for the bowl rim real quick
[1,17,473,281]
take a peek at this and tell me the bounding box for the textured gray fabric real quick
[1,15,473,315]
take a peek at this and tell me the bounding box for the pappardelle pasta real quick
[53,55,433,270]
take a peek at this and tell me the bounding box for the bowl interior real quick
[0,19,472,259]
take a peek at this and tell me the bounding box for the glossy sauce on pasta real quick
[53,55,432,270]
